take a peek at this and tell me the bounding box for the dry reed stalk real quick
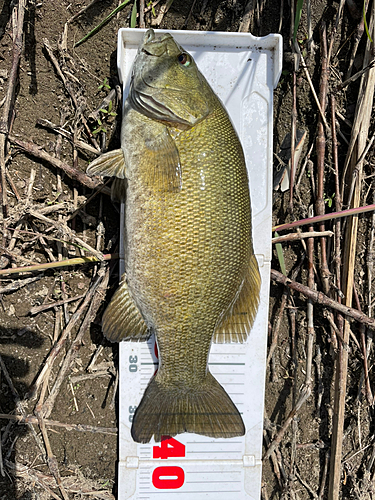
[331,95,344,348]
[315,22,330,293]
[289,70,297,213]
[329,5,375,497]
[0,413,117,435]
[272,230,333,243]
[0,0,26,217]
[273,203,375,232]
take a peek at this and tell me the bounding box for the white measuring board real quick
[116,28,282,500]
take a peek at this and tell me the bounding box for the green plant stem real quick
[74,0,132,47]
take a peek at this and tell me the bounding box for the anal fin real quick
[214,253,261,343]
[102,275,149,342]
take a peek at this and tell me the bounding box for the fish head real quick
[129,29,214,128]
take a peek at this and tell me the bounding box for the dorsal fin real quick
[214,253,261,343]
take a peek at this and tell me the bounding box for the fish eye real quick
[177,53,191,67]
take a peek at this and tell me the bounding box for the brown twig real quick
[267,257,305,380]
[9,135,105,191]
[36,118,99,155]
[67,0,101,24]
[263,383,312,461]
[270,269,375,329]
[353,285,373,404]
[43,38,100,151]
[28,293,86,315]
[27,209,104,261]
[35,407,70,500]
[300,53,331,134]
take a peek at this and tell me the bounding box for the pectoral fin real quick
[214,253,261,343]
[87,149,127,179]
[102,275,149,342]
[144,127,182,192]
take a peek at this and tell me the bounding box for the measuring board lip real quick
[116,28,281,500]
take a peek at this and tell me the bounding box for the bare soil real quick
[0,0,374,499]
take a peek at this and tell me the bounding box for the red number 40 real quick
[152,436,185,490]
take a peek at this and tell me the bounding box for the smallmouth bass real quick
[87,29,261,443]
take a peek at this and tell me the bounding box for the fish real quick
[87,29,261,444]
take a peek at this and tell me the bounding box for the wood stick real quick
[35,407,70,500]
[139,0,145,28]
[67,0,101,23]
[27,209,104,261]
[270,269,375,329]
[28,293,86,315]
[331,94,343,350]
[263,384,311,461]
[36,118,99,155]
[9,135,104,191]
[299,53,331,134]
[272,230,333,243]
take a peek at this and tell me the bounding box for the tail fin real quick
[131,372,244,443]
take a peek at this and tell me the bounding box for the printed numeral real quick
[153,436,186,459]
[129,355,138,372]
[128,405,137,423]
[152,466,185,489]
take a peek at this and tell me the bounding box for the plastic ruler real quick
[116,28,282,500]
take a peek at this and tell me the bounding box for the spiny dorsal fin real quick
[102,275,149,342]
[87,149,127,179]
[214,253,261,343]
